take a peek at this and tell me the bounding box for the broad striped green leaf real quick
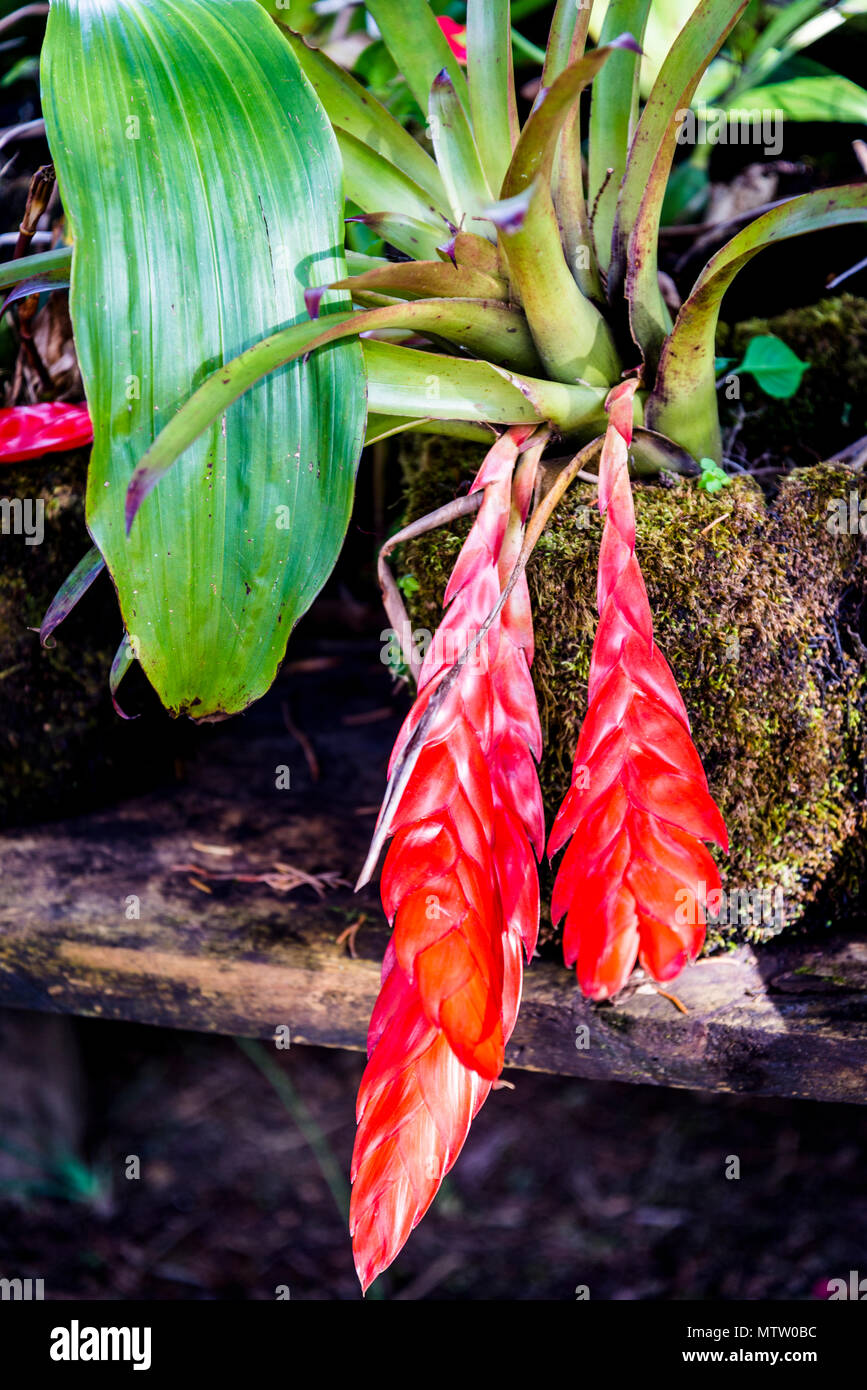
[41,0,366,720]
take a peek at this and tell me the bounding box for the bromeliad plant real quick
[20,0,867,1289]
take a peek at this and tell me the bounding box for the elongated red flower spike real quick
[350,426,545,1291]
[0,402,93,463]
[548,379,728,1002]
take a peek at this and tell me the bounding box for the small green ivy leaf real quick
[397,574,420,596]
[698,457,730,493]
[728,334,811,399]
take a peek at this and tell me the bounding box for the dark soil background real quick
[1,1016,866,1301]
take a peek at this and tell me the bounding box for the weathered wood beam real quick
[0,646,865,1103]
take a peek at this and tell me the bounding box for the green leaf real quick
[612,0,749,368]
[542,0,592,84]
[363,339,607,433]
[40,545,105,647]
[345,212,447,262]
[731,71,867,125]
[0,244,71,313]
[697,456,730,492]
[364,413,496,445]
[735,0,845,79]
[336,126,451,235]
[729,334,810,399]
[127,294,552,517]
[541,0,598,298]
[592,0,698,93]
[42,0,366,720]
[497,45,628,386]
[587,0,652,271]
[428,68,493,228]
[648,184,867,460]
[328,258,508,301]
[281,28,449,210]
[365,0,470,119]
[0,244,71,292]
[466,0,518,195]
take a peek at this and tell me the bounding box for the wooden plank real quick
[0,643,865,1103]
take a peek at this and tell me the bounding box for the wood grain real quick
[1,644,864,1103]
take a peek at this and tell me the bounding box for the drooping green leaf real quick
[648,184,867,460]
[42,0,366,719]
[612,0,749,367]
[39,544,105,647]
[587,0,652,271]
[728,334,811,399]
[126,296,547,519]
[0,244,70,290]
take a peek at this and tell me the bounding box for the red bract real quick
[548,379,728,1001]
[436,16,468,64]
[0,403,93,463]
[350,426,544,1291]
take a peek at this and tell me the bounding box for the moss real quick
[399,435,866,950]
[717,294,867,464]
[0,451,178,825]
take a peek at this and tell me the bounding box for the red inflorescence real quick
[548,379,728,1001]
[350,426,544,1291]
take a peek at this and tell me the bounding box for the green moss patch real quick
[399,436,866,949]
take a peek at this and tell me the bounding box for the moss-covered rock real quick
[718,294,867,465]
[398,436,867,949]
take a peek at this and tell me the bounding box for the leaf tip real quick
[611,32,644,55]
[304,286,325,321]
